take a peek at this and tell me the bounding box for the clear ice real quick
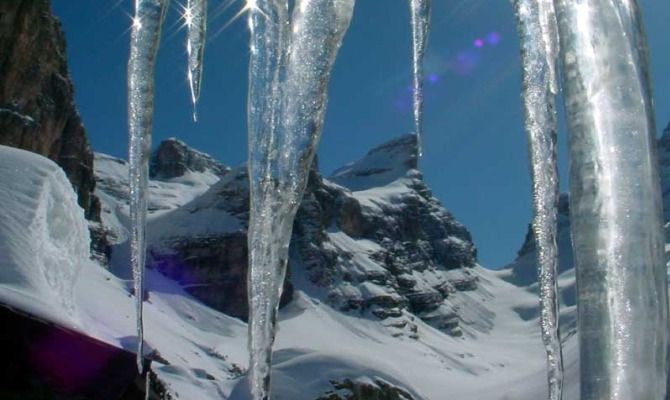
[513,0,563,398]
[128,0,168,374]
[186,0,207,121]
[553,0,669,398]
[408,0,431,157]
[246,0,355,398]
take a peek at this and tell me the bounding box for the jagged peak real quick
[329,133,419,191]
[150,138,229,180]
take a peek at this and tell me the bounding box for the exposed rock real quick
[96,134,482,337]
[503,193,572,288]
[151,233,293,321]
[301,134,478,336]
[0,0,99,221]
[150,138,229,180]
[317,378,415,400]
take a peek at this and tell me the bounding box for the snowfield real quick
[0,144,579,399]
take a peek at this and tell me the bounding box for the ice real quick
[408,0,431,157]
[128,0,169,374]
[246,0,355,398]
[186,0,207,121]
[513,0,563,398]
[246,1,290,398]
[0,146,90,318]
[553,1,669,398]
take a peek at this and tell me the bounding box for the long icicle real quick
[408,0,431,157]
[513,0,563,398]
[128,0,168,374]
[186,0,207,121]
[246,0,290,398]
[552,0,669,398]
[247,0,355,398]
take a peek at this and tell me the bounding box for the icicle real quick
[246,0,290,398]
[512,0,563,399]
[408,0,431,157]
[553,1,669,399]
[128,0,168,374]
[186,0,207,121]
[246,0,355,398]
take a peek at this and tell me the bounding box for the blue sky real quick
[52,0,670,268]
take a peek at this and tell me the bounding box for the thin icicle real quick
[186,0,207,121]
[553,0,668,398]
[128,0,168,374]
[408,0,431,157]
[513,0,563,399]
[246,0,355,399]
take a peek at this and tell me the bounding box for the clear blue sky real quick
[52,0,670,268]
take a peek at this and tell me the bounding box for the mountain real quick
[0,0,99,221]
[94,135,483,337]
[0,134,560,399]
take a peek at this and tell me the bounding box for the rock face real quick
[294,135,478,336]
[96,134,481,337]
[504,193,573,289]
[150,138,229,180]
[317,379,415,400]
[0,0,99,221]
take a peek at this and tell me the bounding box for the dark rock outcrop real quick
[0,0,99,221]
[317,379,415,400]
[107,134,480,337]
[150,138,230,180]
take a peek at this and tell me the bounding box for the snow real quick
[0,144,581,399]
[95,152,234,245]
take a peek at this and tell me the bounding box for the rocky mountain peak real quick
[330,133,419,190]
[150,137,229,180]
[96,133,484,338]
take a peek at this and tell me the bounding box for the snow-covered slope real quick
[95,139,228,245]
[0,144,249,399]
[0,137,566,399]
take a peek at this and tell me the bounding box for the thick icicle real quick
[408,0,431,157]
[246,0,355,398]
[246,0,289,398]
[553,1,669,399]
[186,0,207,121]
[128,0,168,374]
[513,0,563,399]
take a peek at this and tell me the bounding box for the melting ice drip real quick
[125,0,669,398]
